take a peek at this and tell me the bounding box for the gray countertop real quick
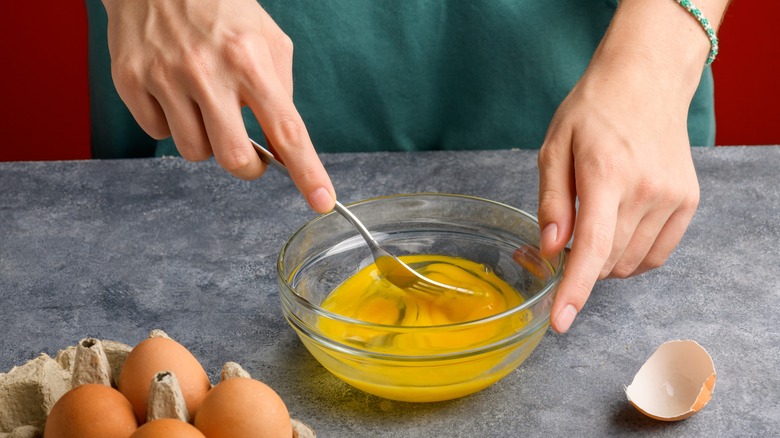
[1,146,778,436]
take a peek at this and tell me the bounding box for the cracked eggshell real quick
[625,339,716,421]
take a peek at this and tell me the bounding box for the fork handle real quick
[331,202,384,255]
[250,138,290,176]
[249,138,383,252]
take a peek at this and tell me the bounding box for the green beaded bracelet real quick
[675,0,719,65]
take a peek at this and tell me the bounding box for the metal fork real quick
[249,138,476,296]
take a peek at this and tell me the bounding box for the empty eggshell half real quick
[625,339,716,421]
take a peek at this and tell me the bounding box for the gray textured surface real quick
[1,147,778,436]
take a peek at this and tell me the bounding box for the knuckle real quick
[269,116,305,147]
[634,176,663,205]
[222,30,278,73]
[537,189,566,222]
[538,188,564,209]
[635,173,701,212]
[174,134,212,162]
[537,142,561,168]
[222,31,257,69]
[181,45,215,79]
[579,148,627,183]
[178,145,212,162]
[144,122,170,140]
[598,263,614,280]
[597,156,626,182]
[641,253,668,271]
[682,188,700,212]
[144,45,214,83]
[111,59,145,92]
[566,276,594,309]
[219,146,254,174]
[291,161,322,185]
[273,32,294,57]
[582,224,614,261]
[609,262,635,279]
[145,57,175,89]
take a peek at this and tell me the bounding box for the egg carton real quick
[0,331,315,437]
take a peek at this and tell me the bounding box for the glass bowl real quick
[277,193,565,402]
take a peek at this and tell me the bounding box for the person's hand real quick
[538,65,700,333]
[101,0,336,213]
[536,2,712,333]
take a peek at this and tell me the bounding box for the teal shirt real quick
[85,1,715,158]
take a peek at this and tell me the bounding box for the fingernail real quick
[554,304,577,333]
[541,223,558,253]
[307,187,335,213]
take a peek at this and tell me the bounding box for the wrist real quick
[589,0,727,101]
[101,0,121,15]
[674,0,720,66]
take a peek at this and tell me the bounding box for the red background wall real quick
[1,1,90,161]
[0,1,777,162]
[711,1,780,146]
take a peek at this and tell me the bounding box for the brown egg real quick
[194,378,292,438]
[130,419,206,437]
[44,383,138,438]
[118,337,211,423]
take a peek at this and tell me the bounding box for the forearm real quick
[591,0,730,107]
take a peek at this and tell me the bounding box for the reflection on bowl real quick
[277,194,565,402]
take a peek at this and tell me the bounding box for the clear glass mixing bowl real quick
[277,194,565,402]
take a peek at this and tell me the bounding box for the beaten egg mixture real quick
[316,254,533,401]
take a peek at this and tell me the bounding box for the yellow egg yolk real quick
[321,254,523,331]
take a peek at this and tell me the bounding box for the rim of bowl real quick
[277,193,566,331]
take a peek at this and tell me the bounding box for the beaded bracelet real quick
[674,0,719,65]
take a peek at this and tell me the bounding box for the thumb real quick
[537,135,576,259]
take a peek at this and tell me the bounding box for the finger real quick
[260,28,295,165]
[608,175,699,278]
[550,190,619,333]
[254,97,334,213]
[111,69,171,140]
[199,91,267,180]
[599,205,646,279]
[631,205,696,277]
[537,131,576,259]
[605,211,669,278]
[242,60,335,213]
[154,91,212,162]
[260,20,297,174]
[260,15,294,96]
